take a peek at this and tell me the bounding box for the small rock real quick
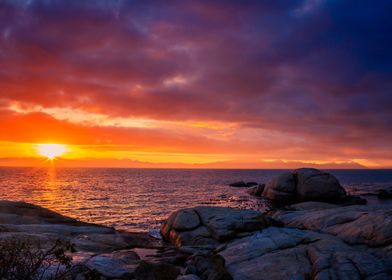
[229,181,259,187]
[184,264,197,275]
[229,181,247,187]
[378,188,392,199]
[341,195,367,205]
[246,184,265,196]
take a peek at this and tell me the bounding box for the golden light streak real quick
[35,144,68,160]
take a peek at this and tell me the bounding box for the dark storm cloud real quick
[0,0,391,155]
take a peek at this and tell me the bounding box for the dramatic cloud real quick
[0,0,391,167]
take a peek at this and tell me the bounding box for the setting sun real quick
[36,144,68,160]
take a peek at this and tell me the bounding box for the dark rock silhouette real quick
[229,181,258,187]
[246,184,265,196]
[378,187,392,199]
[262,168,349,205]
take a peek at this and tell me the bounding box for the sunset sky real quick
[0,0,391,168]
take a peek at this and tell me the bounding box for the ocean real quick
[0,167,391,234]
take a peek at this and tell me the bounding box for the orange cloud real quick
[0,1,391,168]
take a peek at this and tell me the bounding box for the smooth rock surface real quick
[262,168,348,205]
[263,171,297,203]
[220,227,392,280]
[294,168,347,201]
[272,203,392,247]
[161,206,269,247]
[161,202,392,280]
[172,209,201,231]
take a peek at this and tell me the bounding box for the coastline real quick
[1,168,392,279]
[2,200,392,279]
[2,167,392,234]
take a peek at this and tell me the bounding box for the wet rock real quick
[161,206,269,247]
[246,184,265,197]
[220,227,392,280]
[378,187,392,199]
[262,168,348,205]
[135,261,181,280]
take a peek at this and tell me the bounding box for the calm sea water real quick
[0,167,391,233]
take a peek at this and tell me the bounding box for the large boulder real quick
[220,227,392,280]
[161,206,269,247]
[294,168,347,201]
[262,168,348,205]
[262,171,297,203]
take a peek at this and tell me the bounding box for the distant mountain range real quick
[0,157,370,169]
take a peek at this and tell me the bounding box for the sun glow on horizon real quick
[36,144,68,160]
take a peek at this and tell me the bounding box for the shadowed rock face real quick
[135,261,181,280]
[262,168,348,205]
[161,206,269,247]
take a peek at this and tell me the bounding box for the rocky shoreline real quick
[1,168,392,279]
